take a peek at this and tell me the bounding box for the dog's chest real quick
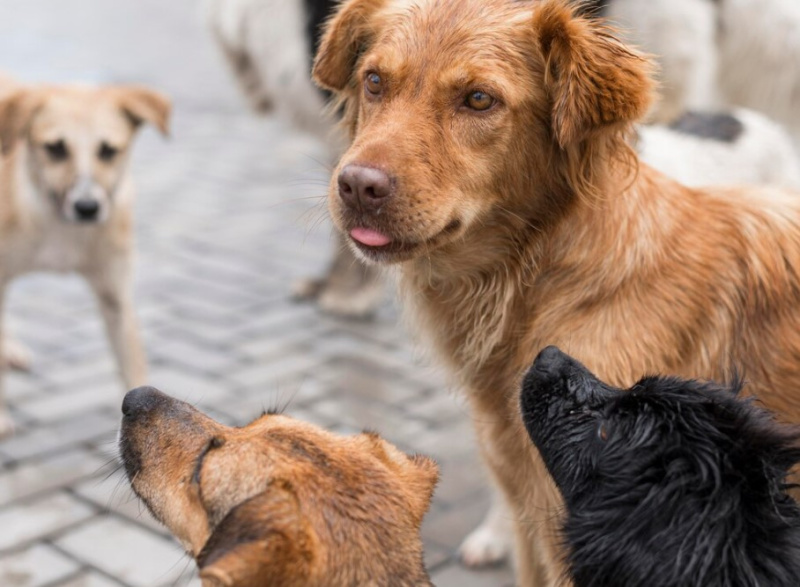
[6,226,98,276]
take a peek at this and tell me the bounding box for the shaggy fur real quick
[119,386,438,587]
[314,1,800,585]
[521,346,800,587]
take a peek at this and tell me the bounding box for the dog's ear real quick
[533,0,654,147]
[313,0,387,91]
[198,483,315,587]
[359,432,439,525]
[0,89,45,156]
[113,86,171,136]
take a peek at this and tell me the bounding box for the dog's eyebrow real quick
[192,437,225,484]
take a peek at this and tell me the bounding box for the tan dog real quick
[313,0,800,584]
[119,386,438,586]
[0,78,170,436]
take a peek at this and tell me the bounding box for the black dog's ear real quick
[532,0,655,147]
[313,0,388,91]
[198,482,316,587]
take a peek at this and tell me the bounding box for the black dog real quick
[521,346,800,587]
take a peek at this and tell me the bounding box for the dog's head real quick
[0,84,170,223]
[521,346,800,585]
[313,0,653,264]
[118,387,438,587]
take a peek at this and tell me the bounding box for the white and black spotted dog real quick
[591,0,800,149]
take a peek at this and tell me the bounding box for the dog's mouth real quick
[348,219,462,263]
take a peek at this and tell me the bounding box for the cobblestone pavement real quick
[0,1,514,585]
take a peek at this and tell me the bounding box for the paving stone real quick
[57,517,194,587]
[0,410,118,463]
[15,380,122,424]
[431,563,516,587]
[0,450,107,508]
[0,544,80,587]
[56,571,126,587]
[0,491,96,552]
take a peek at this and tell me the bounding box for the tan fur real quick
[120,389,438,586]
[0,78,170,436]
[314,1,800,584]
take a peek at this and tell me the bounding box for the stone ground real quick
[0,1,515,585]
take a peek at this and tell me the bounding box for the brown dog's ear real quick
[114,86,172,136]
[0,89,45,156]
[533,0,654,147]
[198,483,315,587]
[313,0,387,91]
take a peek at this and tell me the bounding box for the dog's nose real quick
[74,199,100,221]
[338,165,393,210]
[533,346,569,377]
[122,386,165,419]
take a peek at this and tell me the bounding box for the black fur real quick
[304,0,337,58]
[521,346,800,587]
[669,111,744,143]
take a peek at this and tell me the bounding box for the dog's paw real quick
[459,520,512,568]
[318,284,383,319]
[0,410,15,439]
[3,338,32,372]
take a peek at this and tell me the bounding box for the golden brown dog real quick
[0,78,170,436]
[313,0,800,584]
[119,386,438,586]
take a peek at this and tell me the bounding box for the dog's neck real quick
[399,160,677,388]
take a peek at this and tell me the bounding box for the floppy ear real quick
[533,0,654,148]
[0,90,45,156]
[313,0,387,91]
[114,86,171,136]
[197,484,315,587]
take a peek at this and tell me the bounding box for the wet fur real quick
[521,347,800,587]
[314,1,800,585]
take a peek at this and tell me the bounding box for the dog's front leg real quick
[0,282,14,438]
[87,260,147,390]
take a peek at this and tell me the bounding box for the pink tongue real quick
[350,227,391,247]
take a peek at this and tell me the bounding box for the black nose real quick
[338,164,393,211]
[122,386,164,419]
[74,199,100,220]
[533,346,569,377]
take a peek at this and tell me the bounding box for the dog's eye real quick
[464,91,495,112]
[44,140,69,161]
[597,423,609,442]
[365,72,382,96]
[98,142,119,162]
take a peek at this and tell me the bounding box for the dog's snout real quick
[533,346,569,377]
[122,386,166,419]
[74,199,100,221]
[338,165,393,210]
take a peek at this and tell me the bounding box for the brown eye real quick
[98,142,119,162]
[598,424,609,442]
[44,140,68,161]
[465,90,495,112]
[365,72,382,95]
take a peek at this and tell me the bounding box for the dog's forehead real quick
[30,88,135,144]
[375,0,534,69]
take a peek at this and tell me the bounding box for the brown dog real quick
[0,78,170,436]
[119,386,438,586]
[313,0,800,585]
